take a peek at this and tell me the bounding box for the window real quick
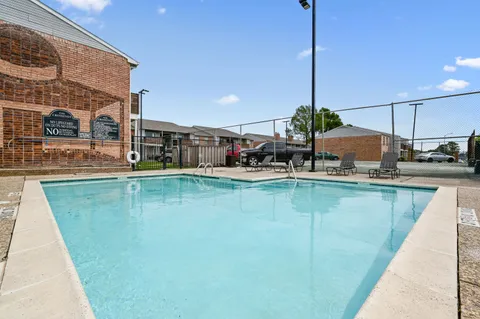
[275,142,286,150]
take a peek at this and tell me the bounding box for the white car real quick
[415,152,455,163]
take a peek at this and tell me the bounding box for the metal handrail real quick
[204,163,213,175]
[194,163,206,175]
[288,160,297,183]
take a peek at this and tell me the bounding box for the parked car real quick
[226,144,241,158]
[415,152,455,163]
[240,142,312,167]
[154,149,173,163]
[315,151,339,160]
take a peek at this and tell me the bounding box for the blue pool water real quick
[43,176,435,319]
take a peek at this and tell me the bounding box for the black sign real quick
[43,110,79,138]
[91,115,120,140]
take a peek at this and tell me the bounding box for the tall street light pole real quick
[138,89,149,160]
[299,0,316,172]
[409,103,423,161]
[283,120,289,146]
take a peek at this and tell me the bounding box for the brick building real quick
[243,132,306,149]
[315,125,409,161]
[0,0,138,167]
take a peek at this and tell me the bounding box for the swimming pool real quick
[42,176,435,319]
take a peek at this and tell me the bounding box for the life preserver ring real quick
[127,151,140,164]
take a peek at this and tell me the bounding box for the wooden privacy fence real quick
[172,145,227,167]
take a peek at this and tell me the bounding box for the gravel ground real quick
[0,177,24,262]
[457,188,480,319]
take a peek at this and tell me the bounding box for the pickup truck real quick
[226,144,241,159]
[241,142,312,167]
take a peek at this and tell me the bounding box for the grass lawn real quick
[135,161,188,170]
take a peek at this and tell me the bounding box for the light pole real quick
[299,0,316,172]
[409,103,423,161]
[283,120,289,146]
[138,89,149,160]
[443,132,453,153]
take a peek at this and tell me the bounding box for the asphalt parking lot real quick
[305,160,476,178]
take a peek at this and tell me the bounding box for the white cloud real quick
[297,46,326,59]
[443,65,456,72]
[55,0,111,13]
[72,15,105,28]
[436,79,470,92]
[215,94,240,105]
[158,7,166,15]
[397,92,408,98]
[456,56,480,69]
[417,85,432,91]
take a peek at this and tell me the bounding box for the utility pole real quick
[409,103,423,161]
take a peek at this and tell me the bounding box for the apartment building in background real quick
[315,125,409,161]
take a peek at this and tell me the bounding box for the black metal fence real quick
[131,136,232,171]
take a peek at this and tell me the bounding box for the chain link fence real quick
[179,90,480,179]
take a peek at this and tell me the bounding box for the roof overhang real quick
[30,0,139,67]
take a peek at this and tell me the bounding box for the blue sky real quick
[45,0,480,149]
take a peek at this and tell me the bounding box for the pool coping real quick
[0,179,95,318]
[0,172,457,318]
[355,186,458,319]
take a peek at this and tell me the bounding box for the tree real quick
[285,127,293,137]
[447,141,460,154]
[435,142,460,155]
[290,105,344,144]
[316,107,344,132]
[291,105,313,144]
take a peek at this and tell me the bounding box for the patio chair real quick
[244,155,273,172]
[368,152,400,179]
[326,152,357,176]
[273,153,304,173]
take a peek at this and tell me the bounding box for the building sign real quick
[42,110,79,138]
[91,115,120,140]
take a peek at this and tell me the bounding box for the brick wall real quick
[315,135,382,161]
[131,93,139,115]
[0,22,131,167]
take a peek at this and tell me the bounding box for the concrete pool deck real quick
[0,168,475,318]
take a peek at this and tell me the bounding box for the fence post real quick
[240,125,243,168]
[322,112,325,171]
[391,102,395,154]
[179,137,183,169]
[162,138,167,170]
[273,120,276,164]
[131,136,136,171]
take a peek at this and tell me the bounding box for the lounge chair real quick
[273,153,304,173]
[368,152,400,179]
[326,152,357,176]
[244,155,273,172]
